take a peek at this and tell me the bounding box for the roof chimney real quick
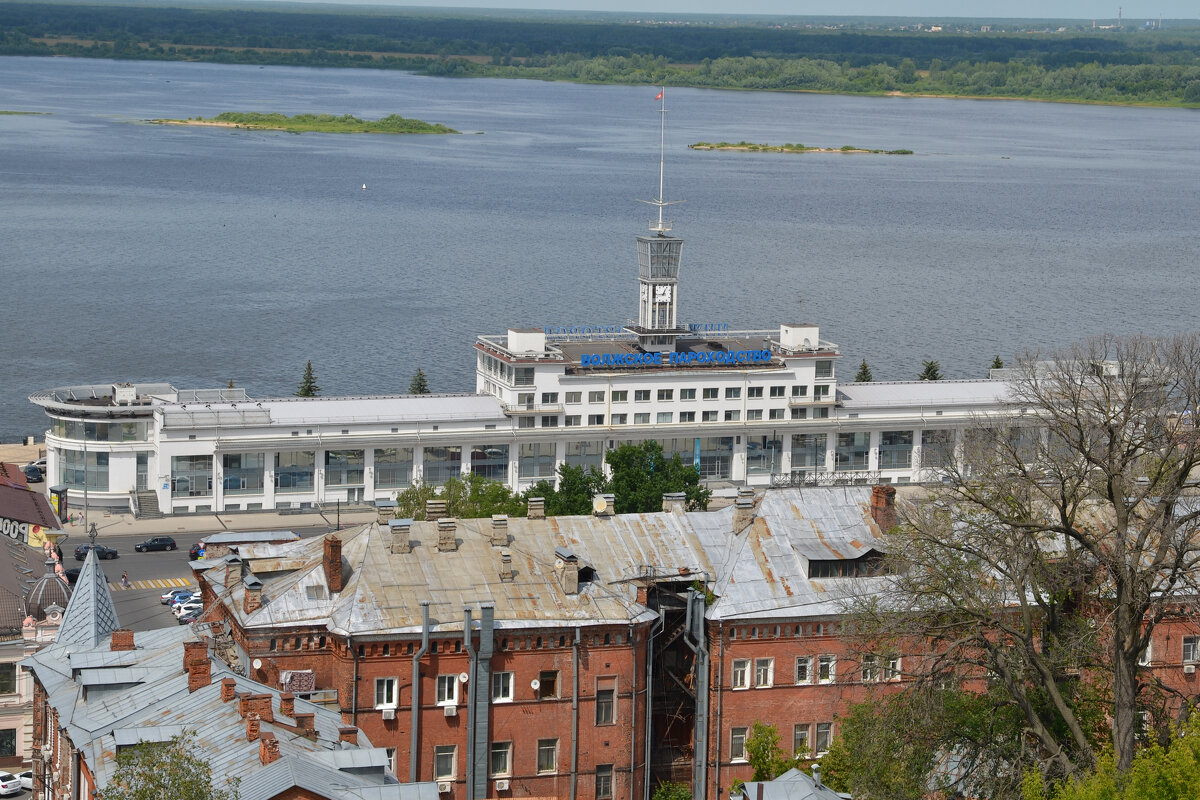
[388,518,412,554]
[870,485,897,531]
[243,574,263,614]
[224,555,242,589]
[425,499,447,520]
[556,547,579,595]
[499,550,515,582]
[259,732,280,765]
[375,499,398,526]
[662,492,687,514]
[295,712,316,738]
[184,640,211,693]
[279,692,295,719]
[490,514,509,546]
[339,726,358,746]
[527,496,545,519]
[437,518,458,552]
[733,495,756,534]
[246,711,261,742]
[110,628,135,652]
[323,536,344,592]
[221,678,237,702]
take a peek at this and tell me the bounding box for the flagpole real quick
[657,86,666,232]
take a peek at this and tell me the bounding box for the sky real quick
[257,1,1199,20]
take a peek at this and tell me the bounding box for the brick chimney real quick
[184,640,211,692]
[243,574,263,614]
[323,536,343,593]
[110,629,135,652]
[245,711,261,742]
[499,550,514,582]
[280,692,295,718]
[388,518,412,555]
[244,693,274,723]
[224,555,242,589]
[259,732,280,765]
[295,712,316,737]
[870,485,897,531]
[339,725,358,745]
[527,497,545,519]
[662,492,687,514]
[490,514,509,546]
[436,518,458,552]
[221,678,237,702]
[733,495,756,534]
[425,500,446,520]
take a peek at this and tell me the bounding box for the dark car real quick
[178,607,203,624]
[74,543,118,561]
[189,541,206,560]
[65,568,108,585]
[22,463,43,482]
[134,536,177,553]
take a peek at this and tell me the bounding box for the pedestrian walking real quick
[121,571,129,588]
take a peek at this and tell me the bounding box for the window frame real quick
[754,657,774,688]
[795,656,813,685]
[436,674,459,706]
[680,388,697,401]
[595,687,615,725]
[595,764,614,800]
[818,655,836,684]
[793,723,810,757]
[730,727,748,762]
[536,738,558,774]
[375,677,397,708]
[538,670,559,698]
[491,671,514,703]
[490,742,512,777]
[815,722,833,756]
[1184,636,1199,663]
[731,658,750,690]
[434,744,456,780]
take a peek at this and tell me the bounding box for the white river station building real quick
[30,213,1011,516]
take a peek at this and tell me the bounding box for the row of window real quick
[533,383,828,405]
[435,739,615,794]
[731,655,901,688]
[376,672,617,722]
[729,723,833,761]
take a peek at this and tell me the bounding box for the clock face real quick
[654,285,672,303]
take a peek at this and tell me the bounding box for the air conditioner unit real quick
[381,708,396,720]
[444,704,457,717]
[494,780,510,791]
[1185,664,1196,674]
[437,782,453,794]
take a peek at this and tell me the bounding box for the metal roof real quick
[56,546,119,647]
[838,379,1010,408]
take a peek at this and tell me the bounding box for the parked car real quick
[18,771,32,790]
[23,463,43,482]
[64,567,108,585]
[74,543,118,561]
[174,600,202,618]
[135,536,177,552]
[178,607,203,624]
[189,540,206,560]
[0,772,21,796]
[160,588,192,604]
[169,593,195,609]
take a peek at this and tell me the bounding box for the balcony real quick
[503,403,564,416]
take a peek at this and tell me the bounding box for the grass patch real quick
[691,141,912,155]
[154,111,458,134]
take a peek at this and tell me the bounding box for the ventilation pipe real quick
[681,589,709,797]
[410,601,430,782]
[463,609,477,800]
[472,606,494,800]
[571,626,581,800]
[643,609,665,800]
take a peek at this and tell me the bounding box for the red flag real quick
[654,90,664,101]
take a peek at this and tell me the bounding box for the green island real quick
[0,110,50,115]
[151,112,458,134]
[691,141,913,155]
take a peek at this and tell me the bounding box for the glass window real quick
[61,449,110,491]
[435,745,456,780]
[879,431,914,469]
[732,659,749,689]
[275,451,315,493]
[886,656,902,681]
[747,436,783,476]
[542,415,559,427]
[0,663,15,694]
[611,414,627,425]
[492,672,513,702]
[566,441,604,470]
[724,410,740,422]
[861,655,879,683]
[612,390,628,403]
[703,388,719,400]
[595,687,615,725]
[518,392,535,407]
[658,389,673,401]
[422,446,462,486]
[519,443,556,479]
[792,385,808,397]
[657,412,673,424]
[725,387,741,399]
[375,677,397,707]
[922,429,955,470]
[634,413,650,425]
[680,411,696,423]
[680,388,696,400]
[835,432,870,471]
[514,367,535,386]
[746,409,763,421]
[702,410,718,423]
[815,360,833,379]
[471,445,509,481]
[325,450,365,486]
[589,391,605,403]
[596,764,614,799]
[731,727,748,761]
[769,408,785,420]
[518,417,535,429]
[815,723,833,755]
[698,437,733,479]
[0,728,13,759]
[222,453,264,495]
[490,742,512,776]
[1184,637,1199,662]
[747,386,763,398]
[375,448,414,489]
[172,455,211,498]
[541,392,558,404]
[755,658,774,687]
[634,390,650,402]
[565,392,582,404]
[791,433,827,471]
[538,670,559,698]
[818,656,836,684]
[537,739,558,773]
[793,724,810,757]
[770,386,786,398]
[437,675,458,705]
[588,414,605,426]
[565,415,581,427]
[795,656,812,684]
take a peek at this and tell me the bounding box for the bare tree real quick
[853,334,1200,786]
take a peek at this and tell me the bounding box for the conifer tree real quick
[992,355,1004,370]
[918,360,943,381]
[855,359,874,382]
[295,361,320,397]
[409,368,431,394]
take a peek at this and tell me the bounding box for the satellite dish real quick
[592,496,607,513]
[459,672,470,683]
[554,558,565,570]
[252,658,263,670]
[530,678,541,691]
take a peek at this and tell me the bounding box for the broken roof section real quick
[205,486,888,636]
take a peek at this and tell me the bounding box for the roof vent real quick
[490,515,509,547]
[527,496,545,520]
[388,518,412,555]
[375,499,398,526]
[499,550,515,582]
[437,518,458,552]
[733,496,756,535]
[662,492,687,513]
[426,500,447,520]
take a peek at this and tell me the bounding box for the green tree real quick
[295,360,320,397]
[525,463,606,516]
[745,721,794,782]
[409,368,431,394]
[395,473,525,520]
[97,731,239,800]
[918,360,943,381]
[651,781,692,800]
[992,355,1005,370]
[604,440,711,513]
[855,359,874,382]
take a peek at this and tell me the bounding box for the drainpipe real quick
[463,609,477,800]
[473,606,494,800]
[350,634,358,728]
[410,601,430,782]
[643,609,665,800]
[714,622,724,800]
[571,626,581,800]
[628,623,636,800]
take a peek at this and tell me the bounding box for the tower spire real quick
[640,86,680,235]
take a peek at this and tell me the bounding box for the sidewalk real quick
[68,506,380,540]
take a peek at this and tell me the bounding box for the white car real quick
[0,771,21,796]
[18,771,32,790]
[174,600,202,618]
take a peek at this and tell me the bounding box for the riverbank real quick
[690,142,913,155]
[149,111,458,135]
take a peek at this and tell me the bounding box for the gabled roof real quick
[738,767,850,800]
[56,546,119,646]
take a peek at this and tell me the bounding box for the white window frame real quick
[730,727,748,762]
[731,659,749,690]
[861,655,879,683]
[815,722,833,756]
[434,745,456,780]
[1184,636,1199,663]
[536,739,558,774]
[436,674,459,706]
[886,655,902,681]
[793,723,810,757]
[492,671,514,703]
[818,655,836,684]
[795,656,813,685]
[754,657,774,688]
[490,742,512,777]
[375,677,397,708]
